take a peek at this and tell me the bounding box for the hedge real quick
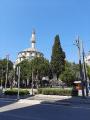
[38,88,78,96]
[4,89,29,96]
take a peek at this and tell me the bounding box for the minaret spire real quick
[31,29,36,49]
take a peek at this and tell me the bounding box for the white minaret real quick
[31,30,36,49]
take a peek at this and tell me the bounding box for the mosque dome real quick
[16,30,43,64]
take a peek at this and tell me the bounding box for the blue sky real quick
[0,0,90,63]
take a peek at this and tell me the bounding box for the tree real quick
[30,57,50,77]
[16,57,50,88]
[51,35,65,80]
[30,57,50,87]
[1,59,13,71]
[0,60,3,86]
[17,59,32,87]
[0,59,13,87]
[60,61,80,86]
[87,65,90,80]
[8,70,15,89]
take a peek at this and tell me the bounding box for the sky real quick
[0,0,90,63]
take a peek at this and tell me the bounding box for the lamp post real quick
[74,36,85,98]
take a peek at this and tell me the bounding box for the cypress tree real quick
[51,35,65,80]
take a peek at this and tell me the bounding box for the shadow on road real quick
[0,96,90,120]
[41,96,90,105]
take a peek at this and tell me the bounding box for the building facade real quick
[16,30,43,65]
[85,52,90,66]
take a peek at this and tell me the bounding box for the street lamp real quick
[74,36,85,98]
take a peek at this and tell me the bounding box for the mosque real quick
[15,30,43,65]
[85,52,90,66]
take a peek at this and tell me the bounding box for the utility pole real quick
[5,55,9,91]
[82,41,88,96]
[74,36,85,98]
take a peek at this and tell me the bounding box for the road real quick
[0,99,90,120]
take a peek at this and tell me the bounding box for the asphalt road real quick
[0,99,90,120]
[0,99,17,107]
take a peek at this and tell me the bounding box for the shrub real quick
[4,89,29,96]
[38,88,74,96]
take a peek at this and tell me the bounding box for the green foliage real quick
[60,61,80,86]
[16,57,50,87]
[17,59,32,82]
[30,57,50,79]
[87,65,90,80]
[8,70,15,89]
[60,70,73,86]
[4,89,29,95]
[38,88,73,96]
[0,59,13,85]
[51,35,65,79]
[1,59,13,71]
